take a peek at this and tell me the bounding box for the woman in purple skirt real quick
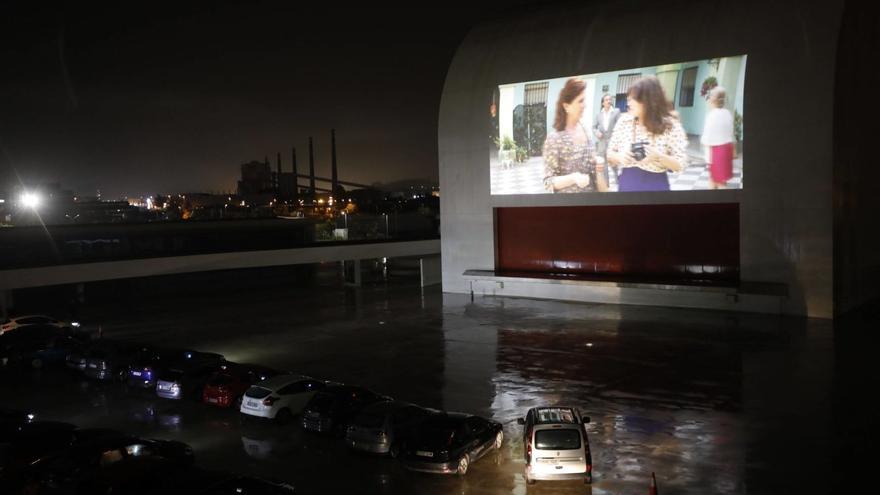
[607,76,688,191]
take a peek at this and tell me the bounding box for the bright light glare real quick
[20,192,41,208]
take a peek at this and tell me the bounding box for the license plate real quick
[247,401,259,408]
[88,363,97,368]
[207,397,218,404]
[158,383,170,390]
[132,371,142,377]
[416,450,434,458]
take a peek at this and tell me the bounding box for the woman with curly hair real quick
[607,76,688,191]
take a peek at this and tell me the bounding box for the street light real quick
[383,213,389,238]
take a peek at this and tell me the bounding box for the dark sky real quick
[0,1,528,198]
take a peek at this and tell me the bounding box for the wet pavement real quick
[1,268,874,494]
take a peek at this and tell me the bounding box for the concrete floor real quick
[1,268,874,494]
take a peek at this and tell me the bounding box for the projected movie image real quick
[489,55,746,194]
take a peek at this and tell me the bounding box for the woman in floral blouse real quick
[543,78,608,193]
[607,76,688,191]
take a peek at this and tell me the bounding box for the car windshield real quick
[353,412,385,428]
[245,386,272,399]
[158,370,183,381]
[308,394,336,413]
[535,429,581,450]
[416,428,455,449]
[209,374,234,386]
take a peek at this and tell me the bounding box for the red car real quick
[202,363,278,408]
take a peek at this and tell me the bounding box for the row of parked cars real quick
[0,408,295,494]
[1,315,595,485]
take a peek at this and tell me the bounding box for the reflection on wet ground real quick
[1,277,872,494]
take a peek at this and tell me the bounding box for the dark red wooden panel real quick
[495,204,739,282]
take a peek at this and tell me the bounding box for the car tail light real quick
[527,441,532,463]
[262,396,278,406]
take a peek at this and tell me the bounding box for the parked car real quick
[302,385,391,436]
[0,420,78,484]
[65,346,89,372]
[399,412,503,476]
[26,432,194,493]
[240,374,325,423]
[0,408,35,423]
[202,363,277,408]
[1,315,79,335]
[0,325,89,369]
[84,341,143,382]
[517,406,592,485]
[346,400,432,456]
[156,358,226,401]
[125,348,223,390]
[124,346,170,389]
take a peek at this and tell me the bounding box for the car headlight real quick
[70,322,81,328]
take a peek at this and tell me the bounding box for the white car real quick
[1,315,80,335]
[518,407,593,485]
[239,374,325,422]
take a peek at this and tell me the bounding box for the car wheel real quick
[235,395,244,408]
[494,431,503,450]
[275,408,292,425]
[31,358,43,369]
[584,472,592,484]
[525,467,536,485]
[456,454,469,476]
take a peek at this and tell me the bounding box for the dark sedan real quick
[301,385,390,436]
[84,341,143,382]
[0,325,89,369]
[399,412,503,476]
[26,432,194,492]
[125,348,223,390]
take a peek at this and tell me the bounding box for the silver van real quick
[517,406,592,485]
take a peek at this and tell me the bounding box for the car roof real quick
[254,373,313,390]
[9,315,59,321]
[531,407,581,424]
[357,400,415,415]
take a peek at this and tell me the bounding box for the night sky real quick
[0,1,530,198]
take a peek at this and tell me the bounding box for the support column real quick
[343,259,362,286]
[0,289,12,320]
[420,255,442,287]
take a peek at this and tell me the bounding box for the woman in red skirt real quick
[700,86,735,189]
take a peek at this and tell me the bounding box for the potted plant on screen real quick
[494,135,518,169]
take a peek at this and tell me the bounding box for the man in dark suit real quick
[593,93,621,180]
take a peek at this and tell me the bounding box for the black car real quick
[399,412,503,476]
[125,348,223,390]
[27,432,194,492]
[0,325,89,369]
[0,420,78,490]
[155,362,223,401]
[84,341,145,382]
[301,385,390,436]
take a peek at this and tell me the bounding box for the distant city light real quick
[20,192,41,209]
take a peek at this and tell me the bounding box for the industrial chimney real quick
[308,137,316,199]
[331,129,338,200]
[291,147,299,204]
[276,152,282,197]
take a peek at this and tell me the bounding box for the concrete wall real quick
[439,0,841,317]
[833,1,880,316]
